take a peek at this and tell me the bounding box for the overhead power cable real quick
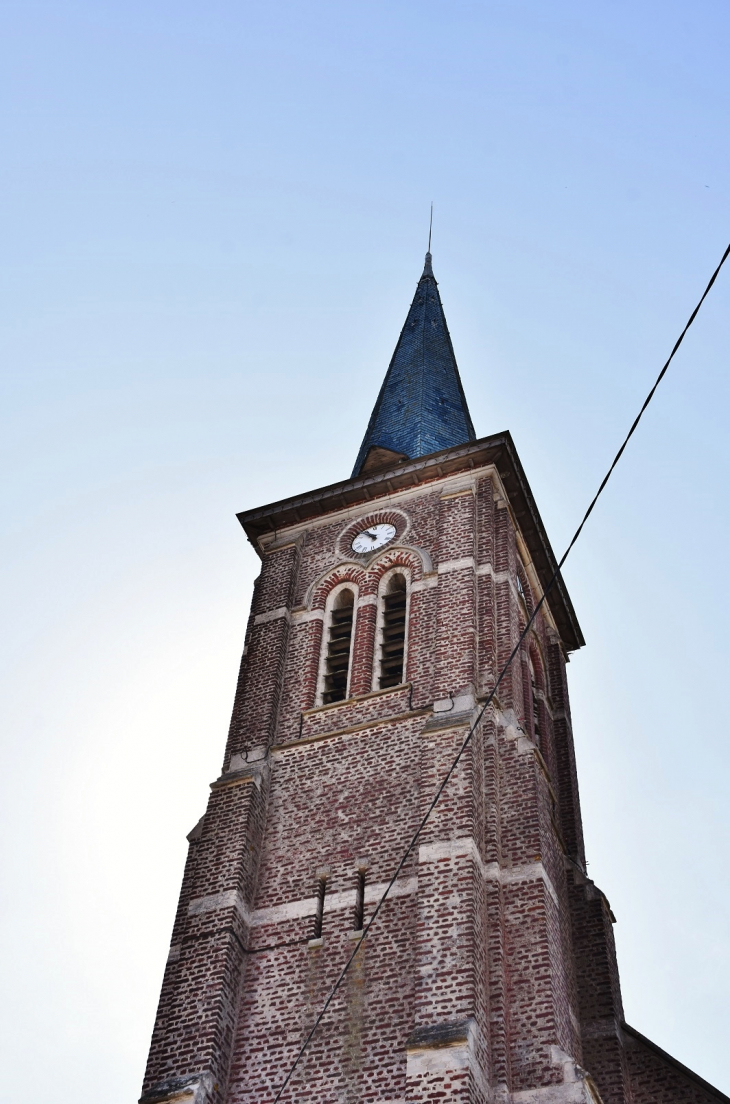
[272,241,730,1103]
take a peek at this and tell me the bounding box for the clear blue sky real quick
[1,2,729,1100]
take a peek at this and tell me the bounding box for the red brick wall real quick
[140,461,714,1104]
[624,1025,727,1104]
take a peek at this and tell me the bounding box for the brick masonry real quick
[139,452,728,1104]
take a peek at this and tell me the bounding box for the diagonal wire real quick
[272,241,730,1103]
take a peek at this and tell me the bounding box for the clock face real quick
[351,523,396,554]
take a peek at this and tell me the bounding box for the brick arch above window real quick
[337,508,410,559]
[361,547,424,597]
[307,545,427,609]
[309,564,368,612]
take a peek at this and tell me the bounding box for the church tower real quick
[140,255,727,1104]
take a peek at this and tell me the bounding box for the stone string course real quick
[140,467,725,1104]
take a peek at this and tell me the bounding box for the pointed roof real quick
[352,253,476,477]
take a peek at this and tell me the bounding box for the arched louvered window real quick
[378,573,408,689]
[321,588,355,704]
[529,653,542,745]
[517,566,532,614]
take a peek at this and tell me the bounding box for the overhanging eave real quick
[237,432,584,652]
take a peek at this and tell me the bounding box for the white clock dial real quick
[351,523,396,554]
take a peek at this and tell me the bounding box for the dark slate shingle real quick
[352,253,476,477]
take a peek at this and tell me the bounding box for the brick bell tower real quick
[140,254,727,1104]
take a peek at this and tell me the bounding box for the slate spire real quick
[352,253,476,477]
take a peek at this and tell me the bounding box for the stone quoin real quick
[139,253,728,1104]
